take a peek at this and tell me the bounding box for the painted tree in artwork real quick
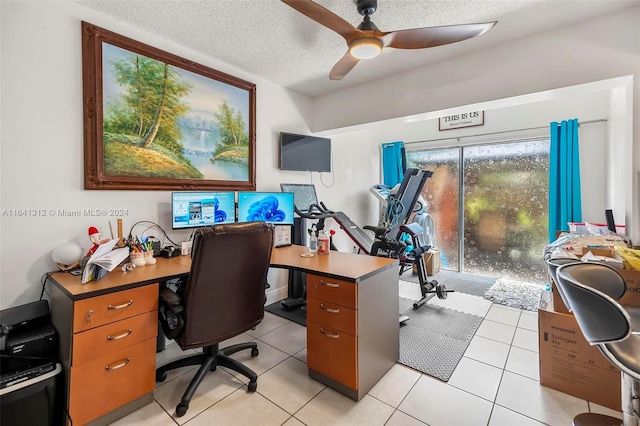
[105,54,192,154]
[214,101,248,147]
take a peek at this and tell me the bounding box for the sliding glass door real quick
[407,139,550,284]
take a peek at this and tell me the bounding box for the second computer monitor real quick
[237,192,295,225]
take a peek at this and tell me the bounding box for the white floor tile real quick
[448,357,503,402]
[155,343,200,385]
[219,337,290,382]
[475,319,516,344]
[257,321,307,355]
[485,305,521,326]
[368,363,421,408]
[109,401,179,426]
[517,312,538,331]
[488,405,545,425]
[283,416,306,426]
[399,280,423,300]
[385,410,428,426]
[185,388,290,426]
[295,388,395,426]
[245,312,291,338]
[463,335,510,369]
[589,402,623,419]
[398,375,493,425]
[511,327,539,352]
[495,371,589,425]
[255,357,325,414]
[153,366,243,424]
[504,346,539,380]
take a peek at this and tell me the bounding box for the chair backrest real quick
[556,263,631,345]
[545,258,583,311]
[178,222,273,349]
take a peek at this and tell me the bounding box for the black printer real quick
[0,300,62,426]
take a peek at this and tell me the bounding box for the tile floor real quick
[110,294,624,425]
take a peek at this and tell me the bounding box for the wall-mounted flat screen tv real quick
[279,132,331,172]
[171,192,236,229]
[237,192,295,225]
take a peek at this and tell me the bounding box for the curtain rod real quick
[404,118,608,146]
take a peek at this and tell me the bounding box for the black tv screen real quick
[280,132,331,172]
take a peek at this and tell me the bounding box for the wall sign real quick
[439,111,484,131]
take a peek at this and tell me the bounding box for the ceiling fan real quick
[282,0,496,80]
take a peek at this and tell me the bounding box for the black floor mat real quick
[265,301,307,326]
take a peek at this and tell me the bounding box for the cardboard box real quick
[538,296,621,411]
[425,249,440,276]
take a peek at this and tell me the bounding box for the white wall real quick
[0,1,317,308]
[313,6,640,243]
[1,1,639,310]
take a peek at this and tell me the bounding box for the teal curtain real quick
[382,141,406,187]
[549,119,582,242]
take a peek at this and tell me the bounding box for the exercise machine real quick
[278,183,336,312]
[400,222,452,311]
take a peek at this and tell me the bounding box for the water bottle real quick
[309,231,318,253]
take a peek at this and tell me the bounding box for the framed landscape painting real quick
[82,22,256,190]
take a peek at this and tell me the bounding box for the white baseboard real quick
[265,285,288,306]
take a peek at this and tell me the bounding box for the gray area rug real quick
[398,297,483,382]
[400,269,496,297]
[484,278,544,311]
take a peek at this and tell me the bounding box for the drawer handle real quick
[107,329,133,341]
[320,280,340,288]
[320,328,340,339]
[105,358,130,371]
[108,300,133,310]
[320,304,340,314]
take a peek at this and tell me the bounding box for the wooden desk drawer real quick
[307,275,357,309]
[69,338,156,425]
[307,320,357,389]
[307,297,357,335]
[73,284,159,332]
[72,311,157,365]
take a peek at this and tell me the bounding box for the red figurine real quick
[86,226,109,257]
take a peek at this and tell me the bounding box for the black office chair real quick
[556,263,640,426]
[155,222,273,417]
[546,258,626,312]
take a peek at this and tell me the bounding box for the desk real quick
[48,246,399,425]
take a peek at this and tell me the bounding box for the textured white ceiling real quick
[75,0,638,98]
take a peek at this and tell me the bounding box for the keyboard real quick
[0,361,57,389]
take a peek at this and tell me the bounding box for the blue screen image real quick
[237,192,294,225]
[172,192,236,229]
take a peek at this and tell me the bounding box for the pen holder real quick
[144,251,156,265]
[130,252,146,267]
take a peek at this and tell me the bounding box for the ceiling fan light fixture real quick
[348,38,383,59]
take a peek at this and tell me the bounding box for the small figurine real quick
[86,226,109,257]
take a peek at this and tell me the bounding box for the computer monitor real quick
[171,192,236,229]
[279,183,319,213]
[237,192,295,225]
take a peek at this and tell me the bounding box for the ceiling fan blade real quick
[329,52,360,80]
[381,22,496,49]
[282,0,364,43]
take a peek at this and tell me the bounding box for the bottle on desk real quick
[309,231,318,253]
[318,230,330,255]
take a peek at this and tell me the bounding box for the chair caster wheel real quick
[176,403,188,417]
[156,370,167,382]
[251,347,259,357]
[247,381,257,393]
